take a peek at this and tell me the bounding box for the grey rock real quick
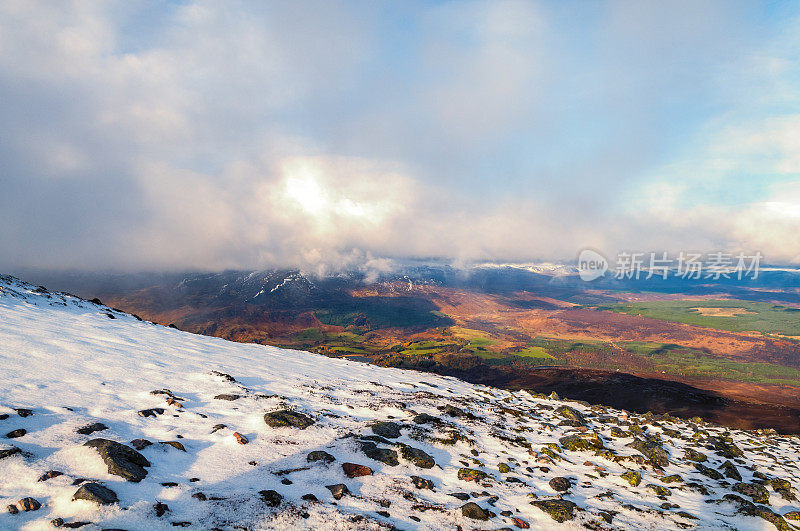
[83,438,151,482]
[72,483,118,505]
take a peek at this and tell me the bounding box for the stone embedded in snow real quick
[307,450,335,464]
[628,438,669,468]
[214,394,240,401]
[83,438,151,482]
[559,432,604,452]
[412,413,438,424]
[554,405,586,425]
[342,462,373,478]
[444,405,466,417]
[76,422,108,435]
[15,408,33,417]
[0,446,21,459]
[17,497,41,511]
[683,448,707,462]
[458,468,487,482]
[233,432,248,444]
[263,409,314,429]
[733,482,770,504]
[259,490,283,507]
[531,499,578,522]
[6,428,26,438]
[710,437,744,459]
[130,438,152,450]
[411,476,434,490]
[718,460,742,481]
[154,501,170,517]
[325,483,349,500]
[399,445,435,468]
[359,441,399,466]
[371,421,401,438]
[72,483,118,505]
[549,476,571,492]
[38,470,63,482]
[461,501,491,520]
[621,470,641,487]
[160,440,186,451]
[138,408,165,418]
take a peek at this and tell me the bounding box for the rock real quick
[15,408,33,417]
[769,479,797,501]
[559,432,604,452]
[444,405,466,417]
[710,437,743,459]
[359,441,399,466]
[17,497,41,511]
[301,494,319,502]
[662,474,683,484]
[683,448,707,462]
[554,405,586,425]
[342,462,373,477]
[413,413,438,424]
[83,438,151,482]
[233,432,248,445]
[694,463,723,480]
[411,476,434,489]
[130,439,152,450]
[76,423,108,435]
[621,471,641,487]
[549,476,571,492]
[399,445,435,468]
[307,450,336,464]
[38,470,63,481]
[7,504,19,514]
[0,446,21,459]
[628,438,670,468]
[458,468,488,482]
[264,409,314,429]
[511,516,530,528]
[154,501,169,517]
[461,502,491,520]
[647,484,672,497]
[733,482,770,504]
[214,394,240,401]
[325,483,349,500]
[784,511,800,521]
[449,492,471,500]
[259,490,283,507]
[6,428,26,438]
[192,492,207,501]
[498,462,511,473]
[211,424,226,433]
[51,517,64,527]
[718,461,742,481]
[371,421,401,438]
[72,483,118,504]
[210,371,236,382]
[531,499,578,522]
[160,441,186,451]
[138,408,165,418]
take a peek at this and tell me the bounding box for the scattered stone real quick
[84,438,151,482]
[259,490,283,507]
[7,504,19,514]
[444,405,466,417]
[192,493,207,501]
[326,483,349,500]
[301,494,319,502]
[359,441,399,466]
[559,432,604,452]
[458,468,488,482]
[138,408,165,418]
[411,476,434,489]
[15,408,33,417]
[342,462,373,478]
[549,476,571,492]
[210,371,236,382]
[531,499,578,522]
[211,424,226,433]
[399,445,435,468]
[307,450,336,464]
[38,470,63,482]
[76,422,108,435]
[628,438,670,468]
[0,446,22,459]
[662,474,683,484]
[694,463,724,480]
[130,439,152,450]
[72,483,118,505]
[554,405,586,425]
[449,492,471,500]
[647,484,672,497]
[160,441,186,452]
[413,413,438,424]
[154,501,170,517]
[233,432,248,445]
[683,448,707,462]
[214,394,240,401]
[371,421,402,438]
[710,437,743,459]
[17,497,41,511]
[718,460,742,481]
[498,462,511,473]
[264,409,314,429]
[733,482,770,504]
[6,428,26,438]
[461,502,491,520]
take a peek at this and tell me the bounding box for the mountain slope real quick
[0,275,799,530]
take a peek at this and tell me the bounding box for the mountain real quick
[1,274,799,529]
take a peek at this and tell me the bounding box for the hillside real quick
[0,275,799,530]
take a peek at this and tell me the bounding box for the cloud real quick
[0,1,798,272]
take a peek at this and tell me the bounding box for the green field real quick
[596,299,800,335]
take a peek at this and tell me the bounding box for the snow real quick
[0,274,798,530]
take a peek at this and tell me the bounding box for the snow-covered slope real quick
[0,275,799,530]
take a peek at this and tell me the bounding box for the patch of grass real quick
[597,299,800,335]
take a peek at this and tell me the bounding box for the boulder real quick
[342,462,373,478]
[83,438,150,482]
[17,497,40,511]
[399,445,435,468]
[359,441,399,466]
[325,483,349,500]
[531,499,578,522]
[461,502,490,520]
[307,450,336,464]
[259,490,283,507]
[76,422,108,435]
[72,483,118,504]
[371,421,401,439]
[264,410,314,429]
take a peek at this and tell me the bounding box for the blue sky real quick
[1,0,799,272]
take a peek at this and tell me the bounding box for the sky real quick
[1,0,800,273]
